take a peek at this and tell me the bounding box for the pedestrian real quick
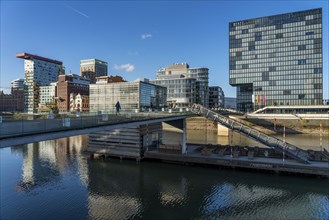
[115,101,121,115]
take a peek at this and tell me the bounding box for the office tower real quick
[152,63,209,107]
[229,8,322,111]
[209,86,225,108]
[16,53,64,113]
[80,59,108,84]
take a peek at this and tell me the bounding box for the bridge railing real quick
[0,110,192,139]
[191,104,310,164]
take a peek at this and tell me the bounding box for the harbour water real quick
[1,132,329,219]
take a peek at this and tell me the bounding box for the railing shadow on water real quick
[0,109,192,139]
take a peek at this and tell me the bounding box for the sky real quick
[0,0,328,99]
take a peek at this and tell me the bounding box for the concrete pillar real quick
[217,124,229,136]
[182,119,187,154]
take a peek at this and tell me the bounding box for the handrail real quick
[191,104,310,164]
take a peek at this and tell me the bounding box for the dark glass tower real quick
[229,8,322,112]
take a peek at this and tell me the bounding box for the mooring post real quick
[182,119,187,154]
[320,123,323,152]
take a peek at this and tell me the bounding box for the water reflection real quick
[187,129,329,150]
[1,134,329,220]
[15,136,89,191]
[87,159,329,220]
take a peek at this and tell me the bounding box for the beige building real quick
[70,93,89,112]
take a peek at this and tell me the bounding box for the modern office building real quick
[11,79,24,90]
[224,97,237,110]
[57,74,90,112]
[209,86,225,108]
[154,63,209,107]
[80,59,108,84]
[90,78,167,113]
[150,78,196,108]
[229,8,323,112]
[38,83,57,112]
[11,78,24,112]
[16,53,64,113]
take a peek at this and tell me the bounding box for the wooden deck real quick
[143,145,329,177]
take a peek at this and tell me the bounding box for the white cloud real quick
[114,64,135,72]
[141,33,152,40]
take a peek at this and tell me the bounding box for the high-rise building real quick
[16,53,64,113]
[11,79,24,90]
[153,63,209,107]
[11,78,24,112]
[209,86,225,108]
[80,59,108,84]
[229,8,322,112]
[57,74,90,112]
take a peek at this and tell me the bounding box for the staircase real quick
[190,104,311,164]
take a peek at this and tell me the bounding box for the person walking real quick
[115,101,121,115]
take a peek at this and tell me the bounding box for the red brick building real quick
[57,74,90,112]
[0,89,24,112]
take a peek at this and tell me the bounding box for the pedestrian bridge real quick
[0,105,318,165]
[0,112,191,147]
[190,104,311,164]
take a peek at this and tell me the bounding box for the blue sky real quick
[0,0,328,98]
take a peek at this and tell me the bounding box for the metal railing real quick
[191,104,310,164]
[0,110,192,139]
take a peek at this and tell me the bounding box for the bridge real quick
[0,112,191,147]
[1,106,328,176]
[190,104,311,164]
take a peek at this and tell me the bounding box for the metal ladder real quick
[190,104,310,164]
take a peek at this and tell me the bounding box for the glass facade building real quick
[80,59,108,84]
[150,78,197,108]
[89,80,167,113]
[155,63,209,107]
[209,86,225,108]
[229,8,323,112]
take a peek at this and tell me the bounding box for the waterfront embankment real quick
[187,116,329,135]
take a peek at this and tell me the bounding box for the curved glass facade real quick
[90,81,166,113]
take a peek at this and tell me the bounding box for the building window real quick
[276,33,283,39]
[242,29,249,34]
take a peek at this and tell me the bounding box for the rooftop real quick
[16,53,62,65]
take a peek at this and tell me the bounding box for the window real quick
[298,59,307,65]
[276,33,283,39]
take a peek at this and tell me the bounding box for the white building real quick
[11,78,24,90]
[38,83,57,112]
[153,63,209,107]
